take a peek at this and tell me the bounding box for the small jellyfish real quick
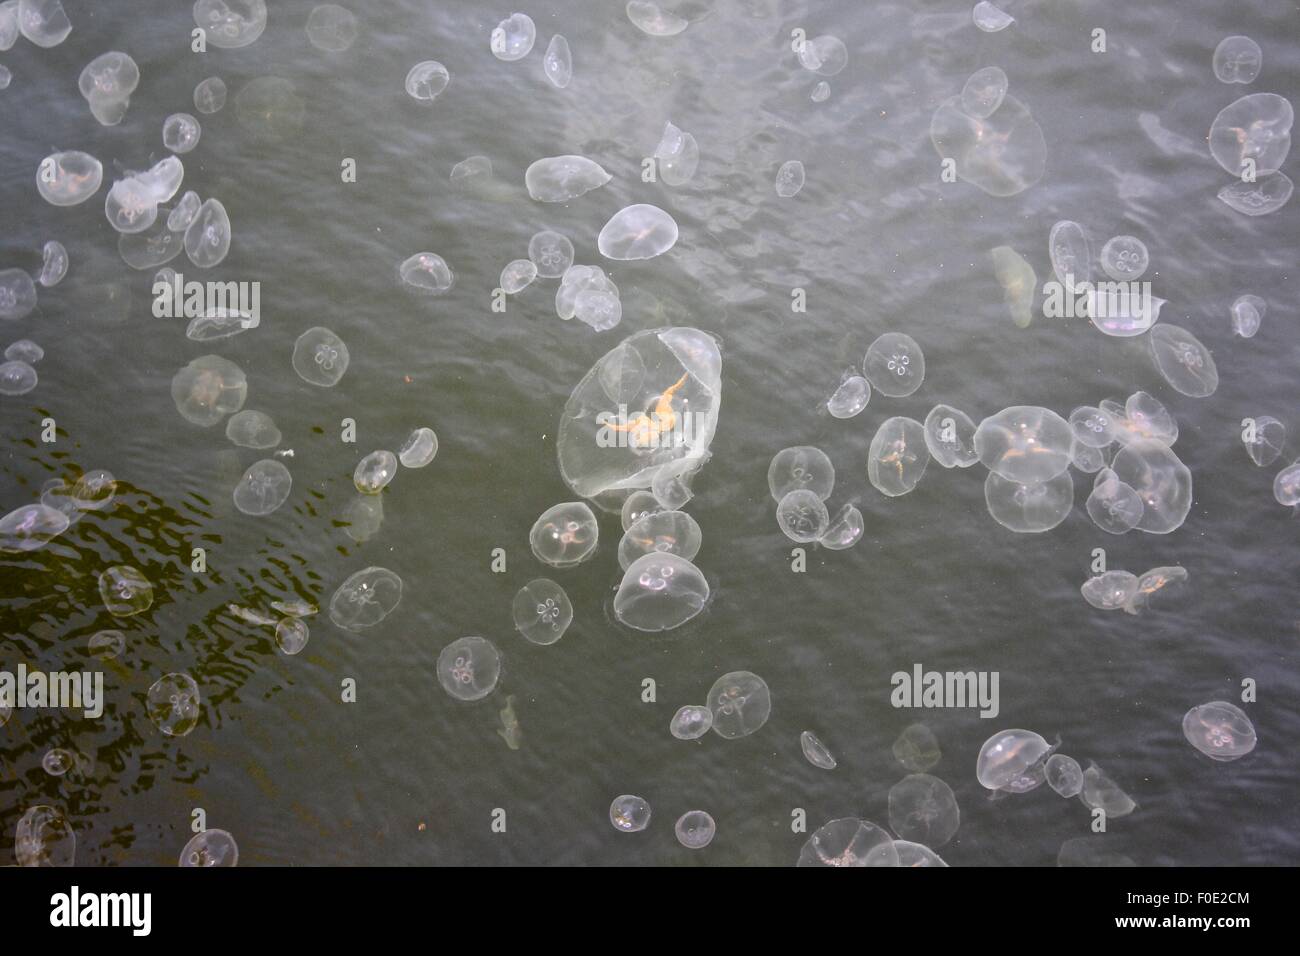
[193,76,227,113]
[826,373,870,418]
[0,503,67,551]
[976,729,1052,792]
[399,427,438,467]
[500,259,538,295]
[1111,440,1193,533]
[1212,36,1263,85]
[41,748,75,776]
[15,805,76,866]
[171,354,247,426]
[774,160,805,197]
[797,818,897,867]
[1099,235,1149,281]
[183,198,231,268]
[868,417,929,497]
[795,35,846,76]
[1218,173,1293,216]
[1124,565,1188,615]
[5,339,43,364]
[708,670,770,739]
[340,494,383,543]
[0,65,7,90]
[147,672,201,736]
[437,636,501,702]
[1079,762,1136,817]
[654,121,699,186]
[609,794,651,832]
[525,155,610,202]
[626,1,687,37]
[984,470,1073,533]
[811,81,831,103]
[163,113,201,154]
[306,4,357,53]
[777,489,830,543]
[528,230,574,278]
[88,629,125,660]
[1045,754,1084,797]
[923,404,979,468]
[1182,701,1256,762]
[990,246,1037,328]
[1049,220,1091,291]
[353,450,398,495]
[179,828,238,866]
[1149,324,1218,398]
[98,565,153,617]
[862,332,925,397]
[77,51,139,126]
[543,34,572,88]
[233,459,292,516]
[405,60,450,101]
[1069,406,1116,448]
[674,810,715,849]
[669,704,712,740]
[398,252,454,295]
[598,204,678,260]
[36,150,103,207]
[975,406,1074,483]
[1208,93,1293,178]
[38,240,68,287]
[614,553,709,632]
[529,501,599,568]
[328,566,403,630]
[490,12,535,61]
[819,503,863,550]
[271,599,317,618]
[1086,473,1143,535]
[621,491,662,531]
[1230,294,1265,338]
[888,773,960,848]
[225,409,281,449]
[71,469,114,511]
[292,326,349,387]
[275,617,310,655]
[1275,461,1300,506]
[972,2,1013,32]
[0,359,37,395]
[119,221,185,270]
[1243,415,1285,467]
[512,578,573,645]
[193,0,267,49]
[618,510,702,570]
[0,268,38,319]
[800,731,836,769]
[961,66,1008,119]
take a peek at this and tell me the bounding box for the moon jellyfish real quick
[438,636,501,702]
[275,618,310,655]
[490,12,535,61]
[179,828,238,867]
[556,265,622,328]
[494,259,537,296]
[147,672,201,736]
[17,0,70,47]
[353,450,397,495]
[827,373,870,419]
[0,2,14,50]
[1243,415,1284,467]
[626,1,686,36]
[972,2,1013,32]
[1213,36,1262,84]
[654,121,699,186]
[674,811,715,849]
[88,629,126,660]
[1124,565,1188,615]
[78,52,139,126]
[614,553,708,632]
[798,818,897,867]
[182,198,231,268]
[777,489,830,543]
[708,671,770,738]
[306,4,357,52]
[975,406,1073,482]
[800,731,837,769]
[41,748,75,776]
[863,332,925,397]
[404,60,450,101]
[329,566,402,630]
[1069,406,1116,448]
[795,35,847,76]
[512,578,572,645]
[621,491,661,531]
[990,246,1037,328]
[1086,472,1143,535]
[162,113,201,154]
[193,76,227,113]
[961,66,1008,120]
[398,252,454,296]
[1049,220,1091,291]
[924,405,979,468]
[0,359,37,394]
[235,77,305,140]
[768,446,834,502]
[1148,325,1217,398]
[1218,171,1293,216]
[891,841,948,867]
[889,774,959,848]
[774,160,805,198]
[119,221,185,271]
[598,204,678,260]
[0,504,67,552]
[976,729,1052,792]
[670,704,712,740]
[609,794,651,832]
[72,469,115,511]
[528,230,574,278]
[38,240,67,287]
[1079,762,1136,817]
[1109,440,1192,533]
[811,81,831,103]
[1208,93,1293,177]
[339,495,383,543]
[1182,701,1256,762]
[194,0,267,49]
[1099,235,1149,281]
[985,471,1073,533]
[931,93,1045,197]
[233,459,292,516]
[171,354,246,426]
[618,510,701,570]
[1046,754,1084,797]
[1082,569,1141,609]
[0,269,36,320]
[5,339,42,364]
[543,34,571,88]
[36,150,102,207]
[292,326,349,387]
[868,417,929,497]
[1230,294,1265,338]
[225,409,281,449]
[530,501,599,568]
[15,806,76,866]
[526,155,611,202]
[1275,461,1300,506]
[399,427,438,467]
[820,504,863,550]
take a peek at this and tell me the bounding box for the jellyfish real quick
[0,358,37,395]
[15,806,76,866]
[162,112,201,154]
[1045,754,1084,797]
[598,204,678,260]
[1208,93,1293,177]
[490,12,535,61]
[1238,415,1284,468]
[543,34,572,88]
[271,599,317,618]
[525,155,611,203]
[1147,324,1218,399]
[811,81,831,103]
[863,332,925,397]
[985,470,1072,533]
[1069,406,1116,448]
[36,150,102,207]
[183,198,231,268]
[618,510,702,570]
[972,1,1013,32]
[1182,701,1256,761]
[890,725,940,773]
[1276,460,1300,506]
[654,121,699,186]
[306,4,357,52]
[708,670,770,738]
[77,51,139,126]
[450,155,494,191]
[1048,220,1091,291]
[795,35,847,76]
[437,636,502,702]
[193,0,267,49]
[961,66,1009,120]
[1086,472,1143,535]
[1123,565,1188,615]
[976,729,1053,792]
[574,288,623,331]
[1099,235,1149,281]
[340,495,383,543]
[1079,762,1136,817]
[17,0,70,46]
[868,417,929,497]
[674,811,715,849]
[72,469,115,511]
[270,617,308,655]
[97,565,153,618]
[800,731,837,769]
[670,704,712,739]
[36,240,68,288]
[826,373,870,419]
[529,501,599,568]
[292,326,349,387]
[179,828,238,866]
[1071,442,1106,474]
[328,566,403,630]
[777,489,830,543]
[225,409,281,449]
[88,629,125,660]
[233,459,292,516]
[234,77,305,141]
[614,553,709,631]
[626,0,686,36]
[1217,172,1293,216]
[0,503,68,552]
[609,795,651,832]
[0,269,37,321]
[888,774,960,848]
[797,818,897,867]
[931,92,1045,197]
[768,446,835,502]
[404,60,450,101]
[774,160,805,197]
[990,246,1037,328]
[399,427,438,468]
[918,405,977,470]
[353,450,398,495]
[1108,440,1192,533]
[499,259,537,295]
[147,672,201,736]
[528,230,574,278]
[556,265,620,322]
[512,578,573,645]
[621,491,661,531]
[1230,294,1265,338]
[193,75,227,113]
[0,4,14,50]
[974,406,1074,483]
[118,221,184,271]
[39,749,72,777]
[819,503,864,550]
[171,354,246,426]
[5,339,43,364]
[1212,35,1262,84]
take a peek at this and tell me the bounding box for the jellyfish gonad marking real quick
[605,372,690,446]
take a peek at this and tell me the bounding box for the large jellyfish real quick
[614,553,709,631]
[930,92,1046,197]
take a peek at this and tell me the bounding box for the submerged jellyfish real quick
[654,121,699,186]
[614,553,709,631]
[1124,565,1189,615]
[147,672,201,736]
[984,470,1073,533]
[328,566,402,630]
[0,4,14,51]
[621,491,661,531]
[0,359,37,395]
[1069,406,1116,448]
[768,446,835,502]
[543,34,572,88]
[811,81,831,103]
[525,155,610,202]
[1110,440,1192,533]
[225,409,281,449]
[353,450,397,494]
[78,52,139,126]
[194,0,267,49]
[0,269,37,320]
[990,246,1037,328]
[530,501,599,568]
[975,406,1074,482]
[894,725,947,772]
[88,629,125,659]
[708,671,770,739]
[399,427,438,467]
[1072,442,1106,474]
[1230,294,1265,338]
[500,259,537,295]
[827,373,870,419]
[626,1,687,36]
[179,828,238,866]
[863,332,925,397]
[1049,220,1091,290]
[609,794,651,832]
[490,12,535,61]
[774,160,805,197]
[972,1,1013,32]
[924,404,979,468]
[18,0,71,47]
[797,818,897,867]
[15,806,76,866]
[183,198,231,268]
[193,76,227,113]
[931,93,1045,197]
[795,35,847,76]
[670,704,712,739]
[171,354,246,426]
[404,60,450,101]
[889,774,960,848]
[275,618,309,655]
[1213,36,1262,84]
[1182,701,1256,761]
[292,327,349,387]
[528,230,574,278]
[819,503,863,550]
[0,503,67,552]
[976,729,1053,792]
[961,66,1008,120]
[868,417,929,497]
[512,578,573,645]
[674,811,715,849]
[398,252,454,295]
[37,241,67,287]
[437,636,501,701]
[1208,93,1293,177]
[233,459,292,516]
[5,339,43,364]
[1086,472,1143,534]
[41,748,75,776]
[1275,461,1300,506]
[891,841,948,867]
[800,731,837,770]
[1148,324,1217,398]
[120,220,185,270]
[1079,763,1136,817]
[1100,235,1149,281]
[1046,754,1084,797]
[1218,173,1293,216]
[1121,392,1178,446]
[598,204,678,260]
[306,4,357,52]
[618,510,702,570]
[99,565,153,616]
[777,489,830,543]
[163,113,201,154]
[1081,570,1139,610]
[1243,415,1285,467]
[37,150,102,207]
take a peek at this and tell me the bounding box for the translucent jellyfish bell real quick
[233,459,292,516]
[306,4,358,53]
[598,204,679,260]
[437,636,501,701]
[17,0,71,47]
[1125,391,1178,446]
[490,12,535,61]
[976,729,1052,792]
[41,748,75,776]
[147,672,202,736]
[974,406,1074,482]
[1243,415,1285,467]
[654,121,699,185]
[179,828,239,866]
[1081,570,1139,610]
[797,818,897,867]
[972,1,1014,32]
[354,450,398,494]
[1069,406,1116,448]
[1218,173,1293,216]
[990,246,1037,328]
[88,629,125,660]
[1110,440,1192,533]
[529,501,599,568]
[708,671,770,739]
[1182,701,1256,761]
[528,230,574,278]
[104,177,159,235]
[404,60,450,101]
[1230,294,1265,338]
[924,405,979,468]
[800,731,837,769]
[868,417,929,497]
[543,35,572,88]
[626,1,687,37]
[774,160,805,197]
[931,93,1045,197]
[1209,93,1293,177]
[811,81,831,103]
[193,0,267,49]
[670,704,712,739]
[1046,754,1084,797]
[193,76,227,113]
[819,503,863,550]
[525,155,611,202]
[292,326,349,387]
[1086,473,1143,535]
[674,811,716,849]
[184,198,231,268]
[500,259,538,295]
[1049,220,1091,291]
[5,339,43,364]
[399,427,438,467]
[618,510,702,570]
[77,52,139,126]
[0,503,68,552]
[1149,324,1218,398]
[888,774,960,848]
[893,724,940,771]
[398,252,454,295]
[275,618,309,655]
[171,355,247,426]
[961,66,1008,120]
[609,794,651,832]
[796,35,847,77]
[328,566,402,630]
[984,471,1073,533]
[1124,565,1188,615]
[0,268,37,321]
[1079,762,1136,817]
[621,491,662,531]
[776,489,830,543]
[614,553,709,631]
[37,150,102,207]
[163,113,202,154]
[1100,235,1149,281]
[826,373,870,418]
[1275,461,1300,506]
[15,806,76,866]
[768,446,835,502]
[1212,35,1262,85]
[226,409,281,449]
[512,578,573,644]
[863,332,925,397]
